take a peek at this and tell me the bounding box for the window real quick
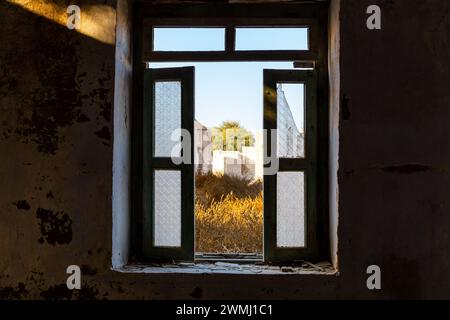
[132,3,329,264]
[153,28,226,51]
[235,27,309,51]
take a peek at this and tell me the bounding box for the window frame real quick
[131,2,330,264]
[142,18,317,62]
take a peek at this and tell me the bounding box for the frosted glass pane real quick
[154,81,181,157]
[277,83,305,158]
[153,28,225,51]
[277,172,305,248]
[154,170,181,247]
[235,28,308,51]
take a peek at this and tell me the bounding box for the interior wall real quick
[1,0,450,299]
[328,0,340,270]
[112,0,132,269]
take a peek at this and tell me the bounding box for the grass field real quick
[195,172,263,254]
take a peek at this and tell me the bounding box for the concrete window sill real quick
[112,261,337,275]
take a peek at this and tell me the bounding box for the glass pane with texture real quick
[277,172,305,248]
[154,81,181,157]
[154,170,181,247]
[277,83,305,158]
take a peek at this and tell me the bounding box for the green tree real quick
[211,121,255,151]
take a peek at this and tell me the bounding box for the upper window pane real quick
[277,83,305,158]
[154,81,181,157]
[153,27,225,51]
[235,27,308,51]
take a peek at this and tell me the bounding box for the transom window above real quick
[235,27,309,51]
[151,26,309,52]
[153,28,226,51]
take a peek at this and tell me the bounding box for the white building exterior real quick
[277,85,304,158]
[194,120,213,173]
[194,85,303,181]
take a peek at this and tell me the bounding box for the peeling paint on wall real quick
[36,208,73,245]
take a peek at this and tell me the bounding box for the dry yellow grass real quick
[195,193,263,253]
[195,172,263,254]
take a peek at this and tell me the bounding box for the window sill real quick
[112,261,336,275]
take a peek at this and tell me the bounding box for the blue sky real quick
[153,27,308,51]
[150,28,307,133]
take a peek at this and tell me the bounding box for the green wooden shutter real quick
[142,67,195,262]
[263,69,319,263]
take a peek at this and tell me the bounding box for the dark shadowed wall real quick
[0,0,449,299]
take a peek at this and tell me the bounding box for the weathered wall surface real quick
[0,0,449,299]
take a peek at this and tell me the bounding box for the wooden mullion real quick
[225,25,235,53]
[144,51,317,63]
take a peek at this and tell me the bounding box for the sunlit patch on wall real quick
[6,0,116,45]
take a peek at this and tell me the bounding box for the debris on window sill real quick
[113,261,336,275]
